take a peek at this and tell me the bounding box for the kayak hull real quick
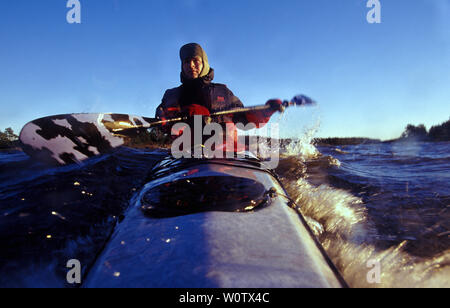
[83,157,344,288]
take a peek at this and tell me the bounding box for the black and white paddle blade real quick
[19,113,155,165]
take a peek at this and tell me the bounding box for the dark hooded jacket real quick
[155,68,244,124]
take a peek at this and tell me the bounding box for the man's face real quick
[182,56,203,79]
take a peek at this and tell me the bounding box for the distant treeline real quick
[313,137,381,146]
[399,118,450,142]
[125,128,172,149]
[314,118,450,146]
[0,128,19,149]
[2,117,449,150]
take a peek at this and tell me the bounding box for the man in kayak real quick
[155,43,283,150]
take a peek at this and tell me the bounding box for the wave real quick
[277,137,450,288]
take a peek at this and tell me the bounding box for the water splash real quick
[282,121,321,161]
[322,238,450,288]
[282,177,370,245]
[275,131,450,288]
[278,162,450,288]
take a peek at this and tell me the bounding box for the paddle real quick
[19,95,316,165]
[111,94,316,132]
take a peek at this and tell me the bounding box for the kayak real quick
[83,152,346,288]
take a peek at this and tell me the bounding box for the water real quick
[0,148,167,287]
[0,140,449,287]
[277,139,449,288]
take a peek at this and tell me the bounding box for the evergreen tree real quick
[400,124,428,140]
[428,118,450,141]
[0,128,19,148]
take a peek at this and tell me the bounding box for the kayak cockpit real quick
[140,156,279,218]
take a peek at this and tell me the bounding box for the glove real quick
[182,104,211,117]
[265,99,284,113]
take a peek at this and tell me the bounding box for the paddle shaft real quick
[116,100,299,133]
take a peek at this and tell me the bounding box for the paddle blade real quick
[19,113,156,165]
[284,95,317,107]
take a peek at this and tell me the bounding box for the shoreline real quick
[4,136,448,152]
[2,138,449,152]
[0,147,23,152]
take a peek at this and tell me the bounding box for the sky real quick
[0,0,449,140]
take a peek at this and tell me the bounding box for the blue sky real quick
[0,0,449,140]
